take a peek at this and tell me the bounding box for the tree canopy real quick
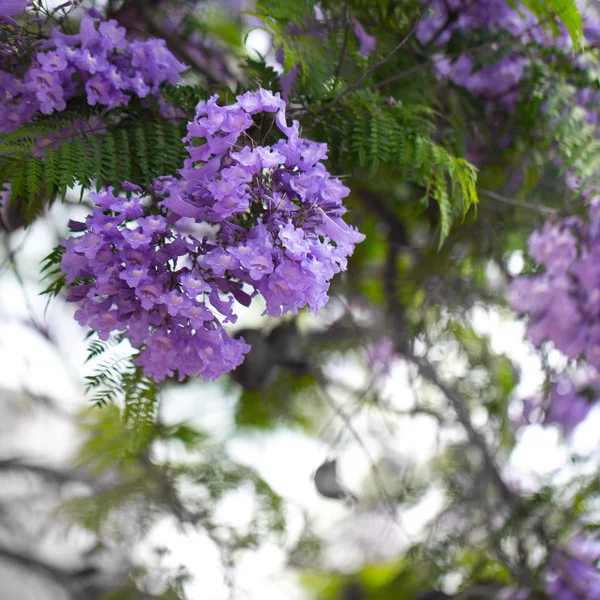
[1,0,600,599]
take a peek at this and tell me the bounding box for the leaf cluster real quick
[319,90,478,243]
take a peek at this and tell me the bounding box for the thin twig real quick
[0,544,96,587]
[413,354,517,508]
[0,458,93,486]
[2,235,46,334]
[322,19,421,112]
[370,61,433,89]
[332,0,350,85]
[479,188,558,215]
[313,369,411,541]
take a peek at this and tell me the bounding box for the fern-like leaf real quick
[321,90,478,242]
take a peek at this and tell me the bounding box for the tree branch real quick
[323,20,420,112]
[479,189,558,215]
[0,458,92,486]
[412,355,516,506]
[0,544,97,589]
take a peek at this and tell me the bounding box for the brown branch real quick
[0,544,97,589]
[412,355,517,507]
[376,215,546,590]
[370,61,433,89]
[479,189,558,215]
[138,454,207,525]
[0,458,92,486]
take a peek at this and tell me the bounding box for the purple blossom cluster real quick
[509,196,600,435]
[111,0,244,86]
[1,11,186,133]
[417,0,600,111]
[546,536,600,599]
[517,374,599,436]
[61,89,364,382]
[417,0,541,108]
[509,202,600,371]
[0,0,27,25]
[61,186,251,382]
[417,0,542,47]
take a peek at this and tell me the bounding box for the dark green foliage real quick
[83,337,159,453]
[318,90,478,243]
[250,0,331,93]
[517,0,583,45]
[243,57,282,94]
[0,117,187,209]
[543,79,600,185]
[161,84,212,118]
[122,367,159,438]
[40,245,67,299]
[235,371,320,430]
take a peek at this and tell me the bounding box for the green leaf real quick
[517,0,583,47]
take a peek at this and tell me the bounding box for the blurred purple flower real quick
[351,18,376,57]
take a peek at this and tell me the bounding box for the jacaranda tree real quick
[2,0,600,598]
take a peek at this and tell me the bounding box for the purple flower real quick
[511,208,600,376]
[138,282,164,311]
[230,241,275,281]
[161,290,192,317]
[36,51,68,73]
[61,90,364,382]
[279,222,310,260]
[352,18,376,57]
[546,535,600,599]
[109,196,144,219]
[0,0,27,16]
[256,146,285,168]
[138,215,167,235]
[98,20,127,50]
[1,13,187,133]
[119,265,149,288]
[121,228,152,248]
[545,377,597,435]
[203,248,240,276]
[236,91,264,113]
[231,146,263,173]
[181,272,211,296]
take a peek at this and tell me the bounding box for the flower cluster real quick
[509,202,600,371]
[546,535,600,599]
[110,0,242,86]
[61,186,251,382]
[509,195,600,435]
[0,0,26,22]
[417,0,538,108]
[516,374,600,436]
[1,11,186,133]
[61,89,364,382]
[417,0,600,111]
[417,0,547,47]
